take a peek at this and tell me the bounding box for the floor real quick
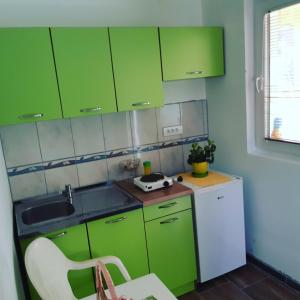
[179,263,300,300]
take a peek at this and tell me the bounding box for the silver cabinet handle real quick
[160,217,178,224]
[131,101,151,107]
[217,195,224,200]
[80,107,102,113]
[105,216,127,224]
[48,232,67,240]
[19,113,44,119]
[158,202,177,209]
[186,71,203,75]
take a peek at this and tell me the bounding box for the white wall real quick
[0,0,203,27]
[0,140,24,300]
[202,0,300,283]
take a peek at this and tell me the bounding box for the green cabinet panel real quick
[87,209,149,285]
[0,28,62,126]
[20,224,94,300]
[109,27,163,111]
[145,209,197,296]
[159,27,224,81]
[51,28,117,118]
[143,195,191,222]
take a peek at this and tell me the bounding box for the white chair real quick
[25,237,177,300]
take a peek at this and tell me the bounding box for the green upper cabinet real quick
[159,27,224,81]
[87,209,149,285]
[51,28,117,118]
[109,27,164,111]
[0,28,62,126]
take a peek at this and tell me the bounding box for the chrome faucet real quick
[63,184,73,204]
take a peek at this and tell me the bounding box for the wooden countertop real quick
[116,179,193,207]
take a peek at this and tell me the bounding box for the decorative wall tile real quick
[156,104,182,142]
[0,123,41,168]
[135,148,161,176]
[181,100,207,138]
[130,109,158,146]
[45,163,79,193]
[1,100,209,201]
[37,119,75,161]
[107,154,135,181]
[159,145,184,176]
[77,159,108,187]
[102,112,132,150]
[9,167,47,201]
[163,78,206,104]
[71,115,105,156]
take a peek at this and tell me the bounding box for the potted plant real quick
[187,140,216,177]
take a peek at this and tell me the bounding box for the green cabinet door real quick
[0,28,62,126]
[51,28,117,118]
[20,224,95,300]
[159,27,224,80]
[145,209,197,296]
[109,27,164,111]
[87,209,149,285]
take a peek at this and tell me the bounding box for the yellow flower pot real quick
[192,162,208,178]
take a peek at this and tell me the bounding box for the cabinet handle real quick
[217,195,224,200]
[80,107,102,113]
[48,232,67,240]
[131,101,151,107]
[158,202,177,209]
[186,71,203,75]
[19,113,44,120]
[105,216,127,224]
[160,217,178,224]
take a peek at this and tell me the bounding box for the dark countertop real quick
[14,183,142,239]
[116,179,193,206]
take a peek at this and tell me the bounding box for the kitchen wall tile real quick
[159,145,184,176]
[77,159,108,187]
[102,112,132,150]
[107,154,135,181]
[71,115,105,156]
[163,78,206,104]
[45,164,79,193]
[9,168,47,201]
[135,149,161,176]
[0,123,42,168]
[37,119,75,161]
[130,109,158,146]
[156,104,182,142]
[181,100,207,138]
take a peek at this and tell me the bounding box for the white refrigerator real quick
[183,175,246,282]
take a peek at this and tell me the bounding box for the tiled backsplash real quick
[0,83,208,201]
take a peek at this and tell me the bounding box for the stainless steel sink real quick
[22,201,75,225]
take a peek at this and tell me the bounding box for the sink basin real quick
[22,201,75,225]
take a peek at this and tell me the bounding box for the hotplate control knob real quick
[163,181,170,188]
[177,176,183,182]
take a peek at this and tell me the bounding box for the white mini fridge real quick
[183,174,246,283]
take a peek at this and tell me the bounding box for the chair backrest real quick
[25,237,77,300]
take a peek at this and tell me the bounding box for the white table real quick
[82,273,177,300]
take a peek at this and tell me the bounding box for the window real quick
[259,2,300,144]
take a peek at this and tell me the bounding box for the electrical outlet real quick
[163,125,183,137]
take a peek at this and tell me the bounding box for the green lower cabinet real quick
[20,224,95,300]
[87,209,149,285]
[145,209,197,296]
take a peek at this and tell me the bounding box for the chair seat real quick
[82,273,177,300]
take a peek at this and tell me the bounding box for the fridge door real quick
[194,179,246,282]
